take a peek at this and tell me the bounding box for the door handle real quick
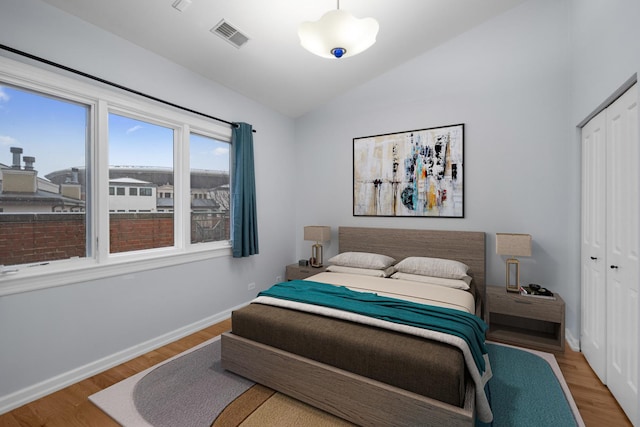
[590,256,598,260]
[610,265,619,269]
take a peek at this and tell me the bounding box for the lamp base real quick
[310,243,324,268]
[506,258,520,292]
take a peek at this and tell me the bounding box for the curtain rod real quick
[0,44,256,133]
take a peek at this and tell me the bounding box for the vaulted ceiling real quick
[42,0,526,118]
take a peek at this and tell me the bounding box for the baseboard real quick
[0,303,245,415]
[565,328,580,352]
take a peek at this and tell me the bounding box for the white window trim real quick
[0,55,233,297]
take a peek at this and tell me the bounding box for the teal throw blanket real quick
[259,280,488,373]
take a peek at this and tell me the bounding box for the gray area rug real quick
[132,338,254,426]
[90,336,255,427]
[90,337,585,427]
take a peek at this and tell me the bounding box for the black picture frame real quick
[353,123,464,218]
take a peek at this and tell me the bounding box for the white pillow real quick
[328,252,396,270]
[390,272,472,290]
[394,256,469,279]
[326,265,396,278]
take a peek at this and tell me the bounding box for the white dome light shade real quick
[298,9,379,59]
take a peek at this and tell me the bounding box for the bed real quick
[221,227,488,426]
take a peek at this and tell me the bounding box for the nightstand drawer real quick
[489,291,563,322]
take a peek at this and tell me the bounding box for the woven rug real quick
[90,336,585,426]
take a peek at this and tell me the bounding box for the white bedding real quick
[304,271,476,314]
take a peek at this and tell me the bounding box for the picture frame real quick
[353,123,464,218]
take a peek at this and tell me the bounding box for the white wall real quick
[295,0,577,335]
[569,0,640,124]
[0,0,296,412]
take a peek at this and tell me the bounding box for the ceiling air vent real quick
[211,20,250,49]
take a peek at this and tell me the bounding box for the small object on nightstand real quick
[298,259,309,266]
[520,284,555,299]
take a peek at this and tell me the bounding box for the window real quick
[108,113,173,254]
[0,56,233,294]
[190,133,230,244]
[0,84,89,266]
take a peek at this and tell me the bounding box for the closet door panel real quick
[580,108,607,382]
[605,83,638,424]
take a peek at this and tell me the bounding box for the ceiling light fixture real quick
[298,1,379,59]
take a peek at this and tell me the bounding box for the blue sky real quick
[0,85,229,177]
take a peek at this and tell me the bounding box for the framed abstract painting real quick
[353,124,464,218]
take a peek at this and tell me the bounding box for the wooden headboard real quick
[338,226,486,316]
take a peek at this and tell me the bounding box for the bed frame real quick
[221,226,486,426]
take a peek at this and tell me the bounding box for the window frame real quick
[0,56,233,297]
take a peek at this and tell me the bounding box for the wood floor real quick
[0,318,632,427]
[555,348,632,427]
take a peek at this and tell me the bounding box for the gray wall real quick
[0,0,296,412]
[569,0,640,124]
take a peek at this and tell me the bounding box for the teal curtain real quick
[231,122,259,257]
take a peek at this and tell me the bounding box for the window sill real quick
[0,244,232,297]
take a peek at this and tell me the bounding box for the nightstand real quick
[486,285,565,353]
[285,263,325,281]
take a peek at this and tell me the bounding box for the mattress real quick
[231,303,468,406]
[230,272,481,407]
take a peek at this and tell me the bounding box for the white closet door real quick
[580,108,607,382]
[605,83,638,424]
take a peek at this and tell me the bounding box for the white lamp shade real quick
[298,9,379,59]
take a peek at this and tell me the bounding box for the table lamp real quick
[304,226,331,268]
[496,233,532,292]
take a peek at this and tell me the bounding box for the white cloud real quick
[0,135,18,146]
[0,87,9,103]
[213,147,229,156]
[126,125,143,134]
